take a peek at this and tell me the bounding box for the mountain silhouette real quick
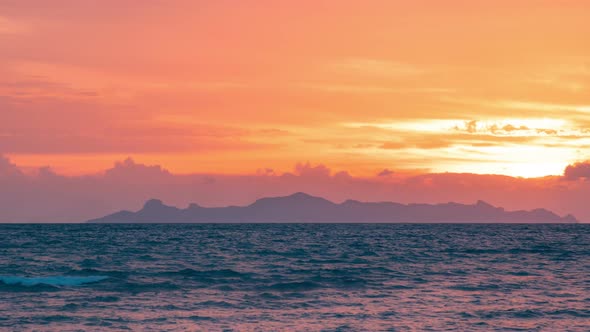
[86,192,578,223]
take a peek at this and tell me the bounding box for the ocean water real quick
[0,224,589,331]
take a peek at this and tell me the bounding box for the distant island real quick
[86,192,578,223]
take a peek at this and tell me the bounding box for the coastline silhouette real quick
[87,192,577,223]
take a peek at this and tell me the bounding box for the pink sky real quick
[1,1,590,221]
[1,1,590,177]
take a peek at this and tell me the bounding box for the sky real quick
[1,1,590,222]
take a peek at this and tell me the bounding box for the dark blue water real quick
[1,224,589,331]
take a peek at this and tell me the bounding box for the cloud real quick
[451,119,571,137]
[0,16,29,35]
[564,161,590,180]
[330,58,423,77]
[0,93,275,154]
[256,168,275,176]
[104,158,172,181]
[294,162,332,178]
[378,169,394,177]
[496,100,590,114]
[0,154,23,178]
[380,137,454,150]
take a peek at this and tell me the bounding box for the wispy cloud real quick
[495,100,590,113]
[443,97,590,115]
[0,16,29,35]
[329,58,424,77]
[343,118,582,137]
[300,82,453,94]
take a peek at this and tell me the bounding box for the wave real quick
[167,268,248,278]
[448,283,501,291]
[67,268,129,279]
[268,281,322,291]
[0,275,108,287]
[87,295,120,302]
[196,300,235,308]
[186,315,215,322]
[115,281,180,293]
[475,309,590,319]
[309,275,369,289]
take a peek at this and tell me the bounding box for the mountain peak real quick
[285,192,326,201]
[143,199,164,209]
[87,194,578,223]
[288,192,314,198]
[250,192,335,209]
[475,200,492,207]
[188,203,201,209]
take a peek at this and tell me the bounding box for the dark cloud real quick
[104,158,172,180]
[378,169,394,177]
[256,168,275,176]
[0,154,24,178]
[294,162,331,178]
[564,161,590,180]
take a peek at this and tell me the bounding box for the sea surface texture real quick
[0,224,589,331]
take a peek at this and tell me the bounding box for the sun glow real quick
[441,145,576,178]
[344,118,584,177]
[346,118,573,136]
[2,1,590,181]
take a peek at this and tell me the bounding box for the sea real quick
[0,223,589,331]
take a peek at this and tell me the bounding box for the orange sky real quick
[1,0,590,177]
